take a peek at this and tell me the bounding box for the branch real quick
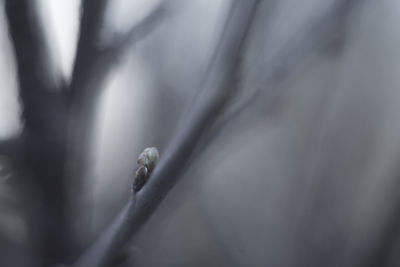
[64,0,167,177]
[200,0,362,150]
[101,2,167,60]
[68,0,166,101]
[176,0,359,168]
[5,1,74,263]
[68,0,109,99]
[5,0,64,122]
[72,1,261,266]
[354,148,400,267]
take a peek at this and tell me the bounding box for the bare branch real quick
[351,148,400,267]
[5,0,64,120]
[68,0,166,101]
[65,0,109,109]
[181,0,361,168]
[72,1,261,266]
[5,1,74,263]
[213,0,361,138]
[101,2,167,60]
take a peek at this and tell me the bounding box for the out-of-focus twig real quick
[201,0,360,153]
[217,0,359,137]
[68,0,109,99]
[72,1,261,266]
[101,2,168,60]
[69,0,167,100]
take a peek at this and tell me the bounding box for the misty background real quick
[1,0,400,266]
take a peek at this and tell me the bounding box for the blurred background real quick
[1,0,400,266]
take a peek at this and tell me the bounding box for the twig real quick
[101,2,168,59]
[68,0,109,99]
[68,0,167,100]
[204,0,362,148]
[72,1,261,266]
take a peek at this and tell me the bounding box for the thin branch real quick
[68,0,166,101]
[72,1,261,266]
[204,0,362,147]
[101,2,168,60]
[68,0,109,99]
[352,148,400,267]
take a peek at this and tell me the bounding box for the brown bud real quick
[133,166,148,192]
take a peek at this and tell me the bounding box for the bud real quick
[133,165,148,192]
[137,147,160,173]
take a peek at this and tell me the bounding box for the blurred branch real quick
[355,149,400,267]
[5,0,63,121]
[101,2,167,60]
[63,3,114,234]
[204,0,362,147]
[71,1,261,266]
[68,0,109,100]
[5,0,72,263]
[68,0,166,101]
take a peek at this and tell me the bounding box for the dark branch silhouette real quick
[4,0,168,264]
[5,0,70,263]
